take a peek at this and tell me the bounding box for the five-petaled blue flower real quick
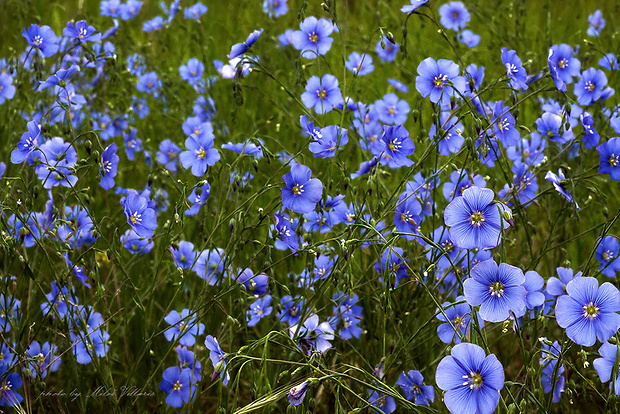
[281,164,323,214]
[415,57,465,105]
[121,190,158,238]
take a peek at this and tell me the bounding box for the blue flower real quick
[439,1,470,30]
[555,276,620,346]
[595,236,620,277]
[545,169,579,209]
[345,52,374,76]
[598,53,619,70]
[195,248,226,285]
[179,132,220,176]
[70,328,110,364]
[287,380,310,406]
[121,229,154,254]
[464,259,526,322]
[100,0,121,17]
[164,309,205,347]
[548,44,580,92]
[301,74,343,114]
[374,246,409,286]
[444,186,506,250]
[119,0,142,20]
[581,111,599,148]
[435,343,504,414]
[136,71,161,95]
[63,20,101,43]
[308,125,349,158]
[179,58,204,85]
[506,133,546,167]
[24,341,61,379]
[429,111,465,155]
[100,143,119,190]
[490,101,519,146]
[375,36,399,62]
[228,29,263,59]
[368,391,396,414]
[291,16,334,59]
[387,78,408,92]
[396,370,434,405]
[123,128,143,161]
[176,345,202,383]
[11,120,42,164]
[0,365,23,407]
[279,295,305,325]
[247,295,272,327]
[22,24,59,57]
[184,3,208,20]
[156,139,181,172]
[281,164,323,214]
[143,16,164,32]
[170,241,197,270]
[400,0,429,14]
[436,296,477,344]
[263,0,288,17]
[0,74,15,105]
[236,268,269,295]
[501,48,528,90]
[546,267,582,297]
[587,10,605,37]
[394,191,422,239]
[458,29,480,47]
[593,342,620,395]
[597,137,620,181]
[574,68,607,106]
[159,367,196,407]
[415,57,465,105]
[289,314,334,355]
[539,339,565,402]
[121,190,158,238]
[375,93,410,125]
[204,335,229,385]
[35,137,78,189]
[380,125,415,168]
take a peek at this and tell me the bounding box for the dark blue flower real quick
[170,241,197,270]
[24,341,61,379]
[555,276,620,346]
[435,343,504,414]
[345,52,374,76]
[159,367,196,407]
[581,111,599,148]
[0,74,16,104]
[119,0,142,20]
[368,391,396,414]
[458,29,480,47]
[429,112,465,155]
[281,164,323,214]
[236,268,269,295]
[195,248,226,285]
[179,58,204,85]
[375,93,410,125]
[287,380,310,405]
[184,3,207,20]
[0,365,23,406]
[11,120,42,164]
[396,370,434,405]
[156,139,181,172]
[136,71,161,95]
[279,295,305,325]
[436,296,479,344]
[548,44,580,92]
[539,339,565,402]
[308,125,348,158]
[380,125,414,168]
[289,314,334,355]
[597,137,620,181]
[122,229,154,254]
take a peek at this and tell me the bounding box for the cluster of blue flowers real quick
[1,0,620,412]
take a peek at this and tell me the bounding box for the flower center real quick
[585,81,596,92]
[79,28,88,38]
[34,35,43,46]
[130,212,142,224]
[292,184,304,195]
[498,118,509,132]
[462,371,483,389]
[388,106,396,115]
[506,63,518,74]
[609,154,618,167]
[469,211,485,226]
[400,211,417,226]
[489,281,504,297]
[558,58,567,69]
[602,250,613,261]
[173,381,182,391]
[196,148,207,159]
[317,89,327,99]
[388,139,401,152]
[582,302,599,319]
[453,315,464,327]
[433,74,447,88]
[309,32,319,43]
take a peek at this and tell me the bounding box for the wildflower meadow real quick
[1,0,620,412]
